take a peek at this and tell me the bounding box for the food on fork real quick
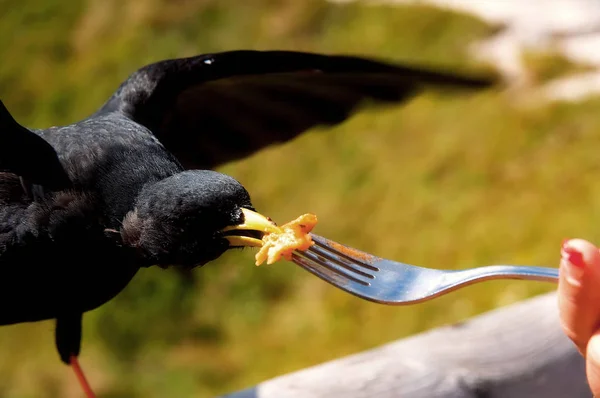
[255,213,318,266]
[222,209,318,266]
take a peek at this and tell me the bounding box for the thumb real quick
[587,332,600,396]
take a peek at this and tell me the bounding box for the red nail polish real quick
[561,240,586,268]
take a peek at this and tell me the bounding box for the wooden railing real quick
[221,292,592,397]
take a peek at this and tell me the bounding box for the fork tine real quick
[310,235,380,271]
[308,240,377,279]
[291,252,345,285]
[295,248,372,286]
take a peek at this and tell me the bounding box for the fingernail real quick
[561,239,585,282]
[562,239,585,267]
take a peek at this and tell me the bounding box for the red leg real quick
[69,355,96,398]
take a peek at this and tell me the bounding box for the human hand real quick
[559,238,600,396]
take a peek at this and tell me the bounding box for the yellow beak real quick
[222,208,281,247]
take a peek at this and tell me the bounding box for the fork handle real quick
[451,265,559,286]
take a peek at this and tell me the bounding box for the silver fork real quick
[291,234,559,305]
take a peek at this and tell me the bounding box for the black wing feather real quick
[96,50,497,169]
[0,100,71,191]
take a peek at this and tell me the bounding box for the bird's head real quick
[119,170,277,268]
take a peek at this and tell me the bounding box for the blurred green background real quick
[1,0,599,397]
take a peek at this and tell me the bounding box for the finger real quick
[557,238,600,353]
[587,331,600,396]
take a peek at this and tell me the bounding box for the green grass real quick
[0,1,597,397]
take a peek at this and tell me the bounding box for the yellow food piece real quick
[255,213,318,266]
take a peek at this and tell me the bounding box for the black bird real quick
[0,50,495,396]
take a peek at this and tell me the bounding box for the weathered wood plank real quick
[221,292,592,397]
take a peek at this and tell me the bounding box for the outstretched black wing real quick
[0,100,70,192]
[97,50,496,170]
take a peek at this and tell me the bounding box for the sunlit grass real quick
[1,0,598,397]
